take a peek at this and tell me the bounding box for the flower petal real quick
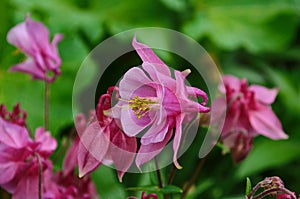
[0,162,18,185]
[221,75,242,93]
[9,58,46,80]
[63,137,79,176]
[132,36,170,77]
[13,169,39,199]
[136,129,173,170]
[142,62,174,87]
[121,107,152,137]
[78,122,109,177]
[119,67,152,99]
[173,115,184,169]
[249,85,278,104]
[35,127,57,156]
[110,130,137,182]
[0,117,30,148]
[249,106,288,140]
[141,114,168,145]
[7,19,38,56]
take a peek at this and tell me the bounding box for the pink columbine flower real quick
[7,14,63,82]
[77,87,137,182]
[0,103,27,127]
[214,75,288,163]
[128,192,158,199]
[107,36,210,169]
[43,133,99,199]
[0,116,57,199]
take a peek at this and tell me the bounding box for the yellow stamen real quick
[127,96,157,119]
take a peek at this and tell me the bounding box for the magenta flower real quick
[43,133,99,199]
[7,14,63,82]
[77,87,137,182]
[128,192,158,199]
[214,75,288,162]
[49,170,99,199]
[0,116,57,199]
[0,103,27,127]
[107,37,210,169]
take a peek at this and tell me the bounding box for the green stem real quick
[167,165,177,185]
[44,82,49,130]
[36,153,43,199]
[180,157,207,199]
[155,157,163,189]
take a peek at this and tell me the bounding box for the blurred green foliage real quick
[0,0,300,198]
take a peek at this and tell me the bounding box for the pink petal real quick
[249,106,288,140]
[63,137,79,176]
[172,115,184,169]
[142,62,174,87]
[0,117,30,148]
[9,58,45,80]
[120,107,151,137]
[13,170,39,199]
[210,97,227,125]
[75,113,87,136]
[35,127,57,155]
[119,67,152,99]
[0,162,18,184]
[187,87,209,105]
[78,122,109,177]
[132,36,171,77]
[7,19,38,56]
[221,75,242,93]
[136,129,173,170]
[78,141,101,178]
[249,85,278,104]
[110,130,137,182]
[25,15,50,50]
[141,115,168,145]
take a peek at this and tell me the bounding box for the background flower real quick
[7,14,63,82]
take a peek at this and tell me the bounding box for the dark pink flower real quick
[107,37,210,169]
[50,171,99,199]
[214,75,288,162]
[7,14,63,82]
[0,103,27,127]
[0,117,57,199]
[277,194,294,199]
[127,192,158,199]
[77,87,137,182]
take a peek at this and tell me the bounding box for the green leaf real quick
[127,185,182,194]
[245,177,252,196]
[183,0,299,53]
[236,139,300,178]
[91,166,126,198]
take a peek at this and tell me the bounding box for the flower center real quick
[128,96,157,119]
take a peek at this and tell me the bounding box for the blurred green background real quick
[0,0,300,198]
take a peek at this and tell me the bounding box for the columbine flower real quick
[214,75,288,163]
[0,116,57,199]
[247,176,297,199]
[107,36,210,169]
[128,192,158,199]
[7,14,63,82]
[77,87,137,182]
[43,129,99,199]
[0,103,27,127]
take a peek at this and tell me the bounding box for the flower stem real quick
[36,153,43,199]
[154,157,163,189]
[180,157,207,199]
[167,165,177,185]
[44,81,49,130]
